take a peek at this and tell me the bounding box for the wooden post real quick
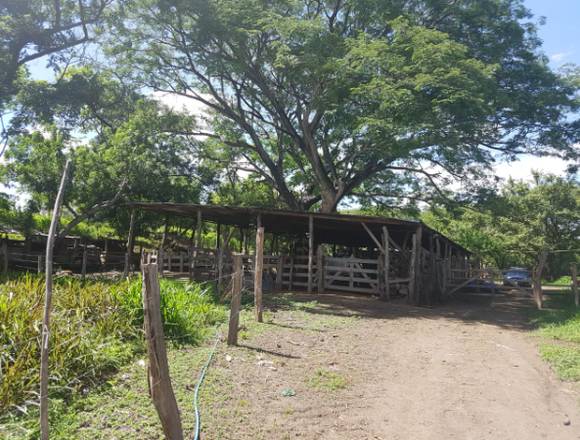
[191,211,202,277]
[382,226,390,301]
[142,263,184,440]
[289,256,295,290]
[571,264,578,308]
[276,256,284,290]
[408,225,423,305]
[408,232,417,304]
[81,245,88,281]
[159,220,168,277]
[254,226,264,322]
[40,159,71,440]
[317,245,324,293]
[123,209,137,278]
[228,255,243,346]
[533,250,548,310]
[37,255,43,274]
[308,215,314,293]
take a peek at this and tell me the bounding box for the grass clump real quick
[539,344,580,381]
[307,368,348,391]
[530,289,580,381]
[0,274,226,418]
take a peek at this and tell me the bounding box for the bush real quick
[0,275,226,416]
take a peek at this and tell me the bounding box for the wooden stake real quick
[81,245,88,281]
[40,159,71,440]
[228,255,243,346]
[37,255,43,274]
[317,245,324,293]
[571,263,578,308]
[408,232,417,304]
[123,209,137,278]
[142,263,184,440]
[254,226,264,322]
[382,226,390,301]
[308,215,314,293]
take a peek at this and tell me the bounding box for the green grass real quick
[0,274,227,425]
[539,344,580,381]
[530,288,580,381]
[542,276,573,287]
[307,368,348,391]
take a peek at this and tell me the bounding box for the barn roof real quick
[127,202,470,254]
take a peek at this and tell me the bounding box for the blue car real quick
[503,268,532,287]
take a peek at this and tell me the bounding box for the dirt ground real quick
[203,290,580,440]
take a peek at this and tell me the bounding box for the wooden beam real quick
[254,226,264,322]
[360,222,384,253]
[317,245,324,293]
[142,263,184,440]
[308,215,314,293]
[382,226,390,301]
[40,159,71,440]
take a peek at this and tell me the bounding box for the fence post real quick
[254,226,264,322]
[40,159,71,440]
[81,246,88,281]
[142,263,184,440]
[317,245,324,294]
[123,209,136,278]
[382,226,390,301]
[571,263,578,308]
[228,255,243,346]
[37,255,43,274]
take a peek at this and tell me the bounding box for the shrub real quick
[0,275,226,416]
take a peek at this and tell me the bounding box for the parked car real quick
[503,268,532,287]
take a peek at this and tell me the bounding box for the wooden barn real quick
[127,203,471,305]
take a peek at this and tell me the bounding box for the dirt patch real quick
[200,291,580,439]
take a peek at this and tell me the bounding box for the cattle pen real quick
[125,202,472,306]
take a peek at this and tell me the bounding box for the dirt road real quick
[207,291,580,439]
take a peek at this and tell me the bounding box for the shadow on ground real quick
[264,288,542,332]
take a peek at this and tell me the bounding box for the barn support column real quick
[382,226,390,301]
[307,215,314,293]
[316,245,324,293]
[408,224,423,305]
[254,219,264,322]
[190,210,202,281]
[123,209,136,278]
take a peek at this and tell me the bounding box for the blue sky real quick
[525,0,580,67]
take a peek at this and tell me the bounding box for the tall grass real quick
[0,275,226,416]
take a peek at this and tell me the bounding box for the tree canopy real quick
[105,0,578,212]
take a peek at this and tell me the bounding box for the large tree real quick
[106,0,578,212]
[0,0,111,106]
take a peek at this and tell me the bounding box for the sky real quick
[24,0,580,186]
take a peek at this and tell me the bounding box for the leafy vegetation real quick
[422,174,580,276]
[530,290,580,381]
[0,275,226,416]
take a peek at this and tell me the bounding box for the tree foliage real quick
[423,174,580,277]
[105,0,578,212]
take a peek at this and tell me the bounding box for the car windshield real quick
[505,270,529,278]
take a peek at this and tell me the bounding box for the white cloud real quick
[550,51,573,64]
[493,154,574,182]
